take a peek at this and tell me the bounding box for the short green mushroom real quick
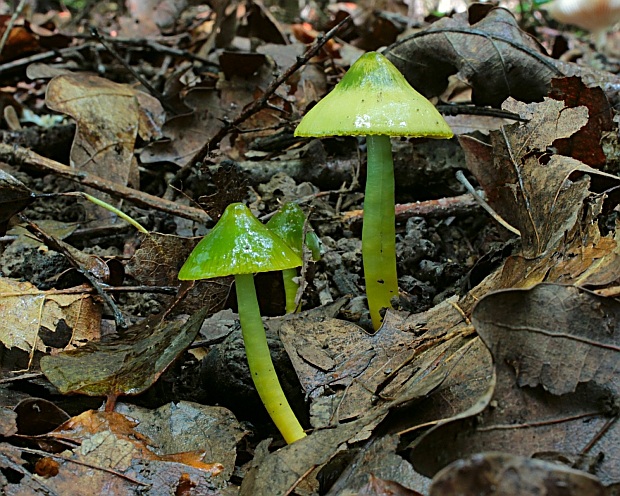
[178,202,306,444]
[266,202,321,314]
[294,51,453,330]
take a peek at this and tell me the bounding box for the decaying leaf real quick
[386,5,618,108]
[548,77,614,168]
[45,73,164,222]
[115,401,246,483]
[279,300,491,428]
[46,74,139,184]
[411,284,620,486]
[37,408,223,494]
[140,87,226,168]
[429,452,606,496]
[0,279,101,355]
[386,6,562,106]
[461,97,620,258]
[40,307,207,398]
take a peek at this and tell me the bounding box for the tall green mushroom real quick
[294,51,453,330]
[266,202,321,314]
[178,203,306,444]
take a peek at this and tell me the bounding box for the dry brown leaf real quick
[0,278,101,355]
[386,6,561,106]
[36,409,223,494]
[115,401,245,484]
[140,88,225,168]
[126,232,233,315]
[386,5,619,108]
[278,299,491,428]
[412,284,620,485]
[40,307,207,398]
[430,452,606,496]
[461,97,620,258]
[46,74,139,185]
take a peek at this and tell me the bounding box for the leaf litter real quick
[1,1,620,495]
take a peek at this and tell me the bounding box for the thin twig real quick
[455,170,521,236]
[0,143,210,224]
[342,193,479,227]
[168,15,354,192]
[0,0,28,57]
[0,42,95,74]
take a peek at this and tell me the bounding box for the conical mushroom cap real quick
[294,52,453,138]
[266,202,322,261]
[178,203,302,280]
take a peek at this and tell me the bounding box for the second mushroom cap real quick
[294,51,453,139]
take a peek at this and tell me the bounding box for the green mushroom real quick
[178,203,306,444]
[294,52,453,330]
[266,202,321,314]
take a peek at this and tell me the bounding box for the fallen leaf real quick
[385,6,618,108]
[411,284,620,485]
[126,232,233,315]
[386,7,562,106]
[0,279,101,355]
[37,409,223,494]
[115,401,246,483]
[549,77,614,168]
[429,452,606,496]
[279,300,491,427]
[46,73,139,186]
[461,97,620,258]
[40,307,207,398]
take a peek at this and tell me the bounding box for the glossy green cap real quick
[294,51,453,138]
[266,202,322,261]
[179,203,302,280]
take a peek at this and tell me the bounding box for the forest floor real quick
[1,1,620,495]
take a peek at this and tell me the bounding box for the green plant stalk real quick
[282,267,300,313]
[362,135,398,330]
[82,193,148,233]
[235,273,306,443]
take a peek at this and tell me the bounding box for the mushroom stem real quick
[363,134,398,330]
[235,273,306,443]
[282,268,300,313]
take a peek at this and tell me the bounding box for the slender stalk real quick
[362,135,398,330]
[282,268,300,313]
[235,273,306,443]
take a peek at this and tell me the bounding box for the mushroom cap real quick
[178,203,302,280]
[266,202,322,261]
[294,51,453,139]
[546,0,620,33]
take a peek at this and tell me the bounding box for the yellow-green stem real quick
[282,268,300,313]
[362,135,398,330]
[235,273,306,443]
[82,193,148,233]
